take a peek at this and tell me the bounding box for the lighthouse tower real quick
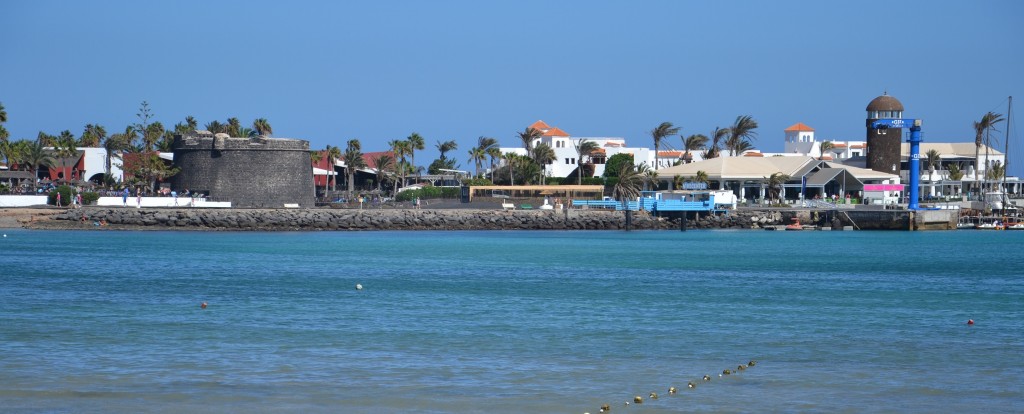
[865,93,904,174]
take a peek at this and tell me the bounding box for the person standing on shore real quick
[56,191,62,208]
[122,188,129,207]
[136,189,142,209]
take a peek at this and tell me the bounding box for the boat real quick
[957,216,977,230]
[1005,221,1024,230]
[975,219,1005,230]
[785,218,803,231]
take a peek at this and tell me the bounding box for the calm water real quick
[1,229,1022,413]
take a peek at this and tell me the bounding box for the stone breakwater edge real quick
[23,208,797,231]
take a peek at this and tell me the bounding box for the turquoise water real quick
[2,229,1022,413]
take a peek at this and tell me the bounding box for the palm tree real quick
[0,102,7,143]
[343,139,366,198]
[252,118,273,137]
[973,112,1004,192]
[925,149,941,179]
[205,120,225,134]
[186,116,198,132]
[764,172,790,204]
[54,131,78,183]
[226,117,242,137]
[643,168,659,191]
[37,131,56,147]
[142,122,165,151]
[703,127,728,159]
[406,133,425,181]
[368,153,394,193]
[573,139,600,185]
[23,139,56,189]
[694,170,709,186]
[468,146,486,178]
[436,140,457,160]
[818,141,834,159]
[682,134,707,163]
[80,124,107,148]
[733,140,754,155]
[726,115,758,156]
[326,145,342,191]
[650,122,680,171]
[478,136,501,182]
[503,151,520,185]
[531,142,556,184]
[517,127,542,152]
[389,139,411,189]
[0,101,6,124]
[612,161,646,207]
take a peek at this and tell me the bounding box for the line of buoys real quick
[586,360,759,413]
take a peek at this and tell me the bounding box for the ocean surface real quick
[1,228,1022,413]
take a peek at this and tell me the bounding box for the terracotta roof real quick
[743,152,764,157]
[528,120,551,131]
[819,155,834,160]
[784,122,815,132]
[832,143,847,148]
[592,148,607,154]
[362,151,396,170]
[851,144,865,149]
[658,150,684,157]
[543,127,569,137]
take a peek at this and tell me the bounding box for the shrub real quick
[463,178,493,186]
[545,177,564,185]
[581,177,605,186]
[47,185,74,206]
[81,191,100,205]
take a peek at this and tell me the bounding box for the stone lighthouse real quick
[865,93,904,174]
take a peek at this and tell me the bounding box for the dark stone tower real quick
[865,93,905,174]
[171,132,316,208]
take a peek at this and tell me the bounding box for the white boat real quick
[957,216,977,229]
[1006,222,1024,230]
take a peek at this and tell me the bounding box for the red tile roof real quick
[743,152,764,157]
[528,120,551,131]
[543,127,570,137]
[784,122,815,132]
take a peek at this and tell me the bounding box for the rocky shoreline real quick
[30,207,796,231]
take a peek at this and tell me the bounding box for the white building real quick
[498,120,663,179]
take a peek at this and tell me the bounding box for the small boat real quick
[1005,222,1024,230]
[975,221,1005,230]
[785,218,803,231]
[957,216,977,230]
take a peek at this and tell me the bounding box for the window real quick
[852,151,860,157]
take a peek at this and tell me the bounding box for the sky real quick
[2,0,1022,176]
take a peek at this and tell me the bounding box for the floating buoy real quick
[355,283,363,291]
[687,381,695,389]
[748,360,757,367]
[200,302,207,309]
[633,395,643,404]
[723,369,731,375]
[737,364,746,371]
[668,386,677,394]
[967,319,974,325]
[703,375,711,381]
[649,392,658,400]
[600,403,610,412]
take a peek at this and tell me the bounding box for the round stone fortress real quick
[171,132,315,208]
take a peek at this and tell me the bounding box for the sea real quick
[1,228,1022,413]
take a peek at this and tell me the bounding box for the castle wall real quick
[171,135,315,208]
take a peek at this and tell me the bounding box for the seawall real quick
[37,207,957,231]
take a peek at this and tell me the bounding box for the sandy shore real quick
[0,208,64,229]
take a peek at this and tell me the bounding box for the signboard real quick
[682,182,708,190]
[863,184,905,191]
[870,119,920,129]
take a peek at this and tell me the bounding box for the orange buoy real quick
[201,302,207,309]
[967,319,974,325]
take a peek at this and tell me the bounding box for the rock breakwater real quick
[42,208,797,231]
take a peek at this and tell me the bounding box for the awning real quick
[313,167,337,176]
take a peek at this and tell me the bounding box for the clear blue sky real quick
[2,0,1022,175]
